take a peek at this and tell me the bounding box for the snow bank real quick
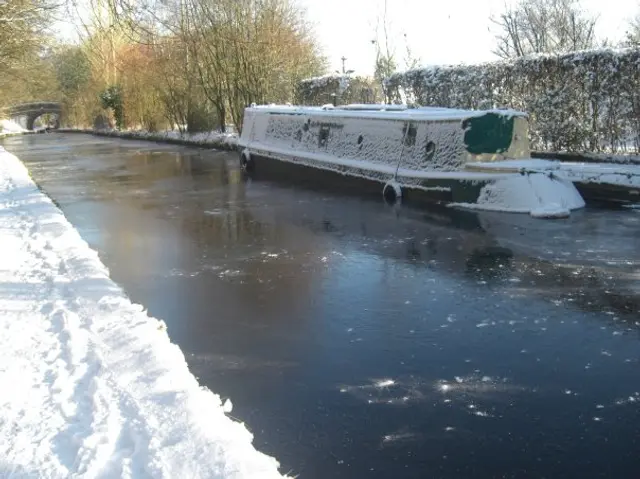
[58,128,238,150]
[452,173,585,218]
[123,129,238,147]
[0,146,286,478]
[0,119,27,136]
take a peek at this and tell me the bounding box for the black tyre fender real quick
[240,149,254,173]
[383,181,402,204]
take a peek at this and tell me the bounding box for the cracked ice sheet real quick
[0,146,286,478]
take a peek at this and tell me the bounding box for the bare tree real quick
[0,0,59,70]
[372,0,397,102]
[492,0,598,59]
[101,0,324,132]
[402,33,420,71]
[623,12,640,46]
[0,0,66,110]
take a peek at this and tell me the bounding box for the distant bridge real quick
[1,102,63,130]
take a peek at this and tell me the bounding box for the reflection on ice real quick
[472,410,492,418]
[218,269,243,278]
[339,374,528,412]
[614,393,639,406]
[439,383,451,393]
[339,377,426,405]
[374,379,395,388]
[435,374,527,398]
[380,430,420,447]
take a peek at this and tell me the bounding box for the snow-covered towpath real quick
[0,146,285,478]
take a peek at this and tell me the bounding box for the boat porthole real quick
[318,124,330,147]
[383,181,402,204]
[425,141,436,162]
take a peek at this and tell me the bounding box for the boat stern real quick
[452,171,585,218]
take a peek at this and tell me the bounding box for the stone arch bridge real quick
[1,102,62,130]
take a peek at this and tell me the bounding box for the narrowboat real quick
[237,104,585,218]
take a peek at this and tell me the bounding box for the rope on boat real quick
[393,121,411,181]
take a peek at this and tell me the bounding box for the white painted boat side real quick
[242,142,512,182]
[239,105,531,173]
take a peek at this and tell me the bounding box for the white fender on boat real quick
[454,171,585,218]
[383,181,403,203]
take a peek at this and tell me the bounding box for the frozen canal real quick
[4,133,640,478]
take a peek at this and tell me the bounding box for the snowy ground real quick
[58,128,238,150]
[0,146,285,478]
[113,129,238,147]
[0,119,27,137]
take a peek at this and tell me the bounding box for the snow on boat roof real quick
[247,104,527,122]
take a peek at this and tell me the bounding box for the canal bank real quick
[0,144,286,478]
[3,132,640,479]
[57,127,238,150]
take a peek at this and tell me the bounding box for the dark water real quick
[4,133,640,479]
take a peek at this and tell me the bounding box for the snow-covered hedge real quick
[295,75,381,106]
[384,48,640,154]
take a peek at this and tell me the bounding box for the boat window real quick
[462,113,514,154]
[318,124,330,147]
[357,134,364,145]
[425,141,436,162]
[402,122,417,147]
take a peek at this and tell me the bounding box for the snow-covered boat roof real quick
[247,104,528,122]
